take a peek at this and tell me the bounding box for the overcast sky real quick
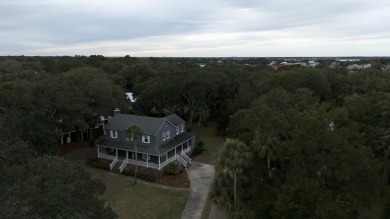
[1,0,389,57]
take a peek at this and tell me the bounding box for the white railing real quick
[183,146,191,154]
[176,155,187,167]
[98,153,116,160]
[160,156,177,169]
[119,158,127,173]
[181,152,192,163]
[127,159,160,170]
[109,157,118,170]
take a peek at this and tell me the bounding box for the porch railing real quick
[109,157,118,170]
[98,153,116,160]
[119,158,127,173]
[160,156,177,170]
[176,155,187,167]
[126,159,159,169]
[183,146,192,154]
[181,152,192,163]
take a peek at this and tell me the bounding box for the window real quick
[142,135,150,143]
[176,126,179,134]
[110,130,118,138]
[181,124,184,132]
[167,131,170,139]
[162,132,166,141]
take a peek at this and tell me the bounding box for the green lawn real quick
[191,122,225,171]
[191,122,225,219]
[89,168,189,219]
[63,148,189,219]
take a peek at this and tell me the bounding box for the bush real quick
[191,139,205,157]
[163,162,181,175]
[196,139,204,147]
[86,158,109,170]
[122,169,157,182]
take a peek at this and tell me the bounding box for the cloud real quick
[0,0,389,56]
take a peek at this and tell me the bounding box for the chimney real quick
[113,108,120,116]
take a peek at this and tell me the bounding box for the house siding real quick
[155,121,177,145]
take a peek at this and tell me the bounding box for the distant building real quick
[329,62,340,69]
[308,61,320,67]
[280,62,306,67]
[347,64,372,71]
[382,64,390,71]
[268,61,277,66]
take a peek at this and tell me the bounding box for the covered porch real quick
[97,139,193,172]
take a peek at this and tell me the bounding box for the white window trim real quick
[176,126,179,134]
[142,135,150,143]
[162,132,166,141]
[181,124,184,132]
[167,131,170,139]
[110,130,118,138]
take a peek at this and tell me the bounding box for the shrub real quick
[121,169,157,182]
[163,162,181,175]
[86,158,109,170]
[191,139,205,157]
[196,139,204,147]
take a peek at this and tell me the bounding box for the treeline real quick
[212,68,390,218]
[0,55,390,218]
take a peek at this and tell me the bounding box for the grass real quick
[63,147,189,219]
[191,122,225,171]
[191,122,226,219]
[89,168,189,219]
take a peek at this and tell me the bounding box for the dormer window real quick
[162,132,166,141]
[176,126,179,134]
[167,131,170,139]
[110,130,118,138]
[142,135,150,143]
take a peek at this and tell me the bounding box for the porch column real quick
[147,154,149,167]
[175,147,177,159]
[158,156,161,170]
[166,153,168,161]
[181,143,183,152]
[97,145,100,158]
[116,149,118,158]
[126,150,128,161]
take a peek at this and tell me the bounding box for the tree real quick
[125,124,143,184]
[253,131,280,178]
[0,156,117,218]
[220,139,251,206]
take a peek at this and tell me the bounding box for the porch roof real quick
[96,132,195,156]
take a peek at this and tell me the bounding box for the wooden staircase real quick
[177,154,191,168]
[111,162,122,174]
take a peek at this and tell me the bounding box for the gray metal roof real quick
[96,132,195,155]
[105,114,166,135]
[164,114,185,126]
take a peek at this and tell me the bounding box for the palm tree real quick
[220,139,251,206]
[125,124,143,184]
[253,130,279,178]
